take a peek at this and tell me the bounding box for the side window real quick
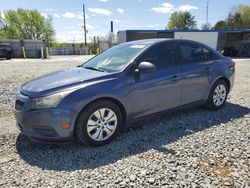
[179,42,203,64]
[203,47,219,61]
[138,41,177,69]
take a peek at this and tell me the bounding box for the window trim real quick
[177,41,205,64]
[133,40,180,70]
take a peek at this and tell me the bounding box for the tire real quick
[75,100,123,146]
[6,52,11,60]
[206,79,229,111]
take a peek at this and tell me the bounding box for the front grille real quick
[15,100,24,111]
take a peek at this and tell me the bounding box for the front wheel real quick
[206,79,229,111]
[75,100,123,146]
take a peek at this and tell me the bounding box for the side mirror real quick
[136,62,156,73]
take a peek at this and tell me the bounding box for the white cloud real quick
[1,13,5,19]
[117,8,124,14]
[151,3,198,14]
[88,8,111,16]
[62,12,89,19]
[77,14,90,19]
[99,0,109,2]
[62,12,76,18]
[56,30,105,42]
[178,5,198,11]
[146,23,161,28]
[151,3,174,14]
[113,19,121,23]
[78,23,95,29]
[54,13,60,18]
[41,12,47,19]
[86,24,95,29]
[45,8,55,12]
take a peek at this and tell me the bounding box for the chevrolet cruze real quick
[14,39,235,146]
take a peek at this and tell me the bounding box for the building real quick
[117,29,250,57]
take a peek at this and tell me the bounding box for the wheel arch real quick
[206,76,231,101]
[216,77,230,91]
[73,97,127,135]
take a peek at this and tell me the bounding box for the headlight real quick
[31,90,73,109]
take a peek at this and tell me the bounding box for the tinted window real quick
[203,47,219,61]
[138,41,177,69]
[179,42,203,64]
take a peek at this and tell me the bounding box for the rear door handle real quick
[171,75,180,82]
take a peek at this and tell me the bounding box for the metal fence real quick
[0,39,45,58]
[50,46,88,55]
[0,39,89,58]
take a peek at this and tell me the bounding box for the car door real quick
[130,41,182,119]
[178,41,213,105]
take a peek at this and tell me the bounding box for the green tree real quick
[213,5,250,30]
[167,12,197,30]
[0,8,55,41]
[213,20,227,30]
[241,6,250,28]
[226,12,243,29]
[201,23,212,30]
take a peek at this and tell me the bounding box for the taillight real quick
[232,60,236,68]
[230,60,235,74]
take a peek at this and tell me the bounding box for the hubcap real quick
[87,108,117,141]
[213,84,226,106]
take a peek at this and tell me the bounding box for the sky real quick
[1,0,250,42]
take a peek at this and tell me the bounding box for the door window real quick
[179,42,203,64]
[137,41,177,69]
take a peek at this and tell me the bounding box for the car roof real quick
[125,38,171,45]
[124,38,209,46]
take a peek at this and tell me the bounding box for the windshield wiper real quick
[84,66,105,72]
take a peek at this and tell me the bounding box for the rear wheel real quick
[75,100,123,146]
[206,79,228,111]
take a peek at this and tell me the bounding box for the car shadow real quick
[16,102,250,171]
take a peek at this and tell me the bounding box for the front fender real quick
[57,75,132,125]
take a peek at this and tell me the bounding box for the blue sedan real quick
[14,39,235,146]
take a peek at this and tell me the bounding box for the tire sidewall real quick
[207,79,229,110]
[76,100,123,146]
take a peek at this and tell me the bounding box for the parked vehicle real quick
[14,39,235,146]
[0,43,11,60]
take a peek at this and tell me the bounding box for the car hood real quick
[21,67,111,97]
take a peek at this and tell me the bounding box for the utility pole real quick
[206,0,209,25]
[111,21,113,33]
[83,4,87,46]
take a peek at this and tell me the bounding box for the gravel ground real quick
[0,57,249,187]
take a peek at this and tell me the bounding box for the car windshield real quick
[82,43,147,72]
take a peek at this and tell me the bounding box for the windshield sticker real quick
[130,45,146,49]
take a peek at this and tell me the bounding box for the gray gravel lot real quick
[0,57,249,187]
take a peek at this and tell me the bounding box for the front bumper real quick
[13,92,76,142]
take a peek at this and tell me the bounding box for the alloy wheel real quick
[86,108,118,141]
[213,84,227,106]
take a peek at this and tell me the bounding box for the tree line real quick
[167,5,250,30]
[0,6,249,44]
